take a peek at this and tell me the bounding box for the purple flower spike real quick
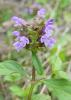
[12,31,20,37]
[13,36,29,52]
[12,16,27,26]
[37,8,46,18]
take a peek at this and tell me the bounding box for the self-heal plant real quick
[10,8,56,100]
[0,2,70,100]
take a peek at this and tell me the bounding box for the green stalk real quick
[27,51,36,100]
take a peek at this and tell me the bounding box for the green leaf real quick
[45,79,71,100]
[9,85,24,97]
[0,60,25,76]
[51,55,62,71]
[4,73,22,82]
[53,70,68,79]
[32,94,51,100]
[57,71,68,79]
[32,51,43,75]
[59,50,66,62]
[60,0,70,8]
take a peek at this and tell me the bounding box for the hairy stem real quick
[27,67,35,100]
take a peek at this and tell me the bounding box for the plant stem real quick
[27,67,35,100]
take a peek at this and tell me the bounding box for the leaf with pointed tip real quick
[45,79,71,100]
[0,60,25,76]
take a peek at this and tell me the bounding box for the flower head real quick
[11,14,56,51]
[37,8,46,18]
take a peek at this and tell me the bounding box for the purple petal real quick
[45,19,55,26]
[20,36,29,44]
[13,41,23,52]
[46,38,56,48]
[12,31,20,36]
[12,16,27,26]
[37,8,46,18]
[40,34,56,48]
[44,27,53,35]
[13,35,29,52]
[11,16,19,21]
[40,33,51,43]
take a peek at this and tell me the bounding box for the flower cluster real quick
[40,19,56,48]
[11,8,56,52]
[12,31,29,52]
